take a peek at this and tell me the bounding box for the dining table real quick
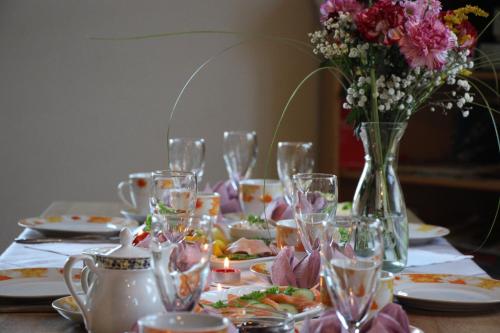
[0,201,499,333]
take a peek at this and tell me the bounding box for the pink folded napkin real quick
[210,180,242,214]
[262,197,293,221]
[301,303,410,333]
[271,246,320,288]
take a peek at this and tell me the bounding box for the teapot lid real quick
[102,228,151,259]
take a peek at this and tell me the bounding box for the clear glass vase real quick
[352,122,408,273]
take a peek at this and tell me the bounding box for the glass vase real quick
[352,122,408,273]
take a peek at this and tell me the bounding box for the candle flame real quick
[224,257,230,269]
[217,283,222,291]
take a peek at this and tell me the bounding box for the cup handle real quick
[81,266,92,294]
[64,254,95,329]
[117,180,134,209]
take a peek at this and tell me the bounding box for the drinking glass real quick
[150,170,197,243]
[168,138,206,183]
[292,173,337,254]
[277,142,314,205]
[223,131,258,191]
[151,215,213,312]
[321,216,384,333]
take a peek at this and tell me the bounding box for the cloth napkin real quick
[407,248,473,267]
[262,197,293,221]
[271,246,320,288]
[301,303,410,333]
[210,180,242,214]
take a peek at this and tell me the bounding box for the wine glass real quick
[321,216,384,333]
[168,138,206,183]
[150,170,197,243]
[150,214,213,312]
[277,142,314,205]
[292,173,337,254]
[223,131,258,191]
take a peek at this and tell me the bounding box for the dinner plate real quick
[409,223,450,245]
[228,221,276,240]
[394,273,500,311]
[249,261,273,283]
[18,215,138,236]
[52,296,83,323]
[0,268,81,299]
[201,285,323,321]
[120,209,147,224]
[210,255,275,270]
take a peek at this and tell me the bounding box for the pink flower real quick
[399,18,456,69]
[320,0,363,21]
[356,0,405,45]
[402,0,442,21]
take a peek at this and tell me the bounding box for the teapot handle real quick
[64,254,95,329]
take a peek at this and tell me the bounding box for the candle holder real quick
[211,257,241,283]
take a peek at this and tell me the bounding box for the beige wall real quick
[0,0,320,250]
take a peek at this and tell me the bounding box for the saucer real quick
[120,209,147,224]
[52,296,83,323]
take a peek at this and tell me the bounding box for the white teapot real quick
[64,228,165,333]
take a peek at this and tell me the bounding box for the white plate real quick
[395,273,500,311]
[0,268,81,299]
[120,209,147,224]
[18,215,138,236]
[228,221,276,240]
[249,261,273,283]
[211,255,275,270]
[409,223,450,245]
[52,296,83,323]
[201,285,323,321]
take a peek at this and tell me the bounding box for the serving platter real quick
[249,261,273,283]
[18,215,138,236]
[394,273,500,311]
[409,223,450,245]
[0,268,81,299]
[210,255,275,270]
[228,221,276,240]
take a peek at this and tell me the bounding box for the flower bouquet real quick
[310,0,491,272]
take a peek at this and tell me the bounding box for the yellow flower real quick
[444,5,488,31]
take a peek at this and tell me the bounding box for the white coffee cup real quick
[117,172,152,215]
[239,179,283,216]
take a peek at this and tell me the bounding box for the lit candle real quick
[211,257,241,283]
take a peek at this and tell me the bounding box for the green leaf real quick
[240,291,265,301]
[247,215,265,225]
[144,215,152,232]
[283,286,297,296]
[211,300,228,309]
[265,286,279,295]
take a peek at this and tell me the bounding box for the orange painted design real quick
[476,279,500,290]
[408,274,446,283]
[370,300,379,310]
[136,178,147,188]
[395,276,401,280]
[16,268,48,278]
[71,216,81,220]
[449,279,466,285]
[58,268,64,275]
[208,197,221,216]
[73,273,81,280]
[160,179,173,189]
[88,216,112,223]
[260,194,273,203]
[241,184,259,202]
[242,194,254,203]
[0,275,12,281]
[196,199,203,209]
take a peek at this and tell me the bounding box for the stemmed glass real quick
[321,216,384,333]
[168,138,206,183]
[292,173,337,254]
[277,142,314,205]
[223,131,258,191]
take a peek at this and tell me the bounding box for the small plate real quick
[409,223,450,245]
[52,296,83,323]
[18,215,138,236]
[395,273,500,311]
[0,268,81,299]
[249,261,273,283]
[201,285,323,321]
[120,209,147,224]
[210,255,275,270]
[228,221,276,240]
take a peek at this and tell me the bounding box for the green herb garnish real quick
[218,253,259,260]
[339,227,350,243]
[211,300,228,309]
[240,291,265,301]
[247,215,265,225]
[158,202,177,215]
[265,286,279,295]
[144,215,152,232]
[283,286,297,296]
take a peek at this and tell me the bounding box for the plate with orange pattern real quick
[18,215,138,236]
[394,273,500,311]
[0,268,81,298]
[409,223,450,245]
